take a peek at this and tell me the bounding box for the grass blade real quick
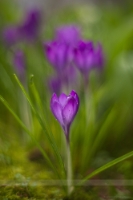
[80,150,133,186]
[0,95,60,178]
[14,74,66,178]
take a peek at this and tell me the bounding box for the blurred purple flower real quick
[18,9,41,41]
[44,25,81,72]
[44,41,72,72]
[50,90,79,142]
[73,40,104,75]
[3,27,19,45]
[55,25,81,45]
[3,9,41,45]
[13,50,26,81]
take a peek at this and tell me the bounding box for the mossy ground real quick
[1,140,133,200]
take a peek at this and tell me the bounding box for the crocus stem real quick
[66,140,73,196]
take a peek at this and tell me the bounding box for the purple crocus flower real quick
[50,90,79,142]
[44,25,81,72]
[18,9,41,41]
[55,25,81,45]
[13,50,26,81]
[73,40,104,75]
[44,41,72,72]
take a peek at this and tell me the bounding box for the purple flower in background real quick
[13,50,26,81]
[18,9,41,41]
[55,25,81,45]
[50,90,79,142]
[44,25,81,72]
[3,27,19,45]
[3,9,41,45]
[44,41,72,72]
[73,40,104,75]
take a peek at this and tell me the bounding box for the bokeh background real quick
[1,0,133,199]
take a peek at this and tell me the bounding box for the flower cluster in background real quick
[2,8,42,84]
[44,25,104,94]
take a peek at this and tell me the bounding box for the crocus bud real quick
[50,90,79,142]
[73,40,104,75]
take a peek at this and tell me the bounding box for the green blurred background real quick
[1,0,133,198]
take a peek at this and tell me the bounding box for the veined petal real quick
[51,101,64,126]
[59,93,67,108]
[62,96,78,126]
[50,93,58,105]
[70,90,80,107]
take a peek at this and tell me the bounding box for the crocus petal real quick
[59,93,67,107]
[56,43,69,70]
[55,25,81,45]
[73,40,104,75]
[70,90,80,107]
[44,43,56,66]
[86,41,93,50]
[44,42,69,71]
[78,40,86,51]
[50,93,59,105]
[73,48,84,72]
[62,96,78,127]
[51,100,64,126]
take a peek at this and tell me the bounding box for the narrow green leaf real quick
[14,74,66,178]
[0,95,59,178]
[80,150,133,186]
[29,74,45,119]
